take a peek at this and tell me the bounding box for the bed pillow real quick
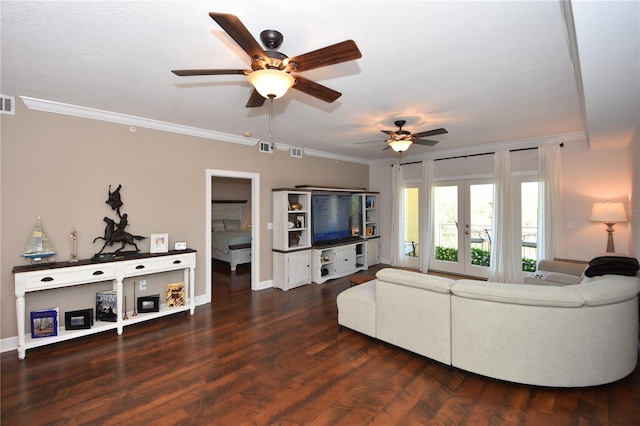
[212,220,226,232]
[223,219,241,231]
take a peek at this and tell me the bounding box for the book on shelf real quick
[30,307,59,338]
[166,282,185,307]
[96,290,117,322]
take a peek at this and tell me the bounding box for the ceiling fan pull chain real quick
[268,98,273,138]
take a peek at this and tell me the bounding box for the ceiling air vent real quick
[0,95,15,115]
[259,141,273,154]
[291,147,303,158]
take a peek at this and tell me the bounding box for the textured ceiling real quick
[1,1,638,162]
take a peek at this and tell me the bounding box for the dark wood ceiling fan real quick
[356,120,448,152]
[172,12,362,108]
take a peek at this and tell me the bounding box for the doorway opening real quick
[205,169,260,304]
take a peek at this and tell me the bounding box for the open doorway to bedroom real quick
[206,170,259,303]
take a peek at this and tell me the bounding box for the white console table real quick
[13,249,196,359]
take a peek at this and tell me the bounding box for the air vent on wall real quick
[291,147,303,158]
[259,141,273,154]
[0,95,15,115]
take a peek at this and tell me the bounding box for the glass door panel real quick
[466,182,493,278]
[432,183,465,274]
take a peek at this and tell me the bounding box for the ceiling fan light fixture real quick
[248,69,295,99]
[389,140,412,152]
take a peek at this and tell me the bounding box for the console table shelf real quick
[13,249,196,359]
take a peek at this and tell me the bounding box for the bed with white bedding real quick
[211,200,252,271]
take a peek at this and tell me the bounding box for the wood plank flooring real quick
[2,266,640,425]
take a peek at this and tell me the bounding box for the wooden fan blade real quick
[172,69,250,76]
[381,130,397,136]
[246,89,266,108]
[292,75,341,103]
[412,128,448,139]
[209,12,267,60]
[355,139,386,145]
[413,140,439,147]
[286,40,362,72]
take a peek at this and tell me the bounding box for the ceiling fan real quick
[172,12,362,108]
[357,120,448,152]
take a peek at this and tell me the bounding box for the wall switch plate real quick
[139,279,146,291]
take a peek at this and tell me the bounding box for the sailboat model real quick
[23,217,57,263]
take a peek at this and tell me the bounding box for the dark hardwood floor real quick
[2,265,640,425]
[211,258,251,301]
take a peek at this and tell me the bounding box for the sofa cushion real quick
[451,280,585,307]
[375,268,454,294]
[577,275,640,306]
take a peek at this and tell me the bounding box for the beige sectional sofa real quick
[337,268,640,387]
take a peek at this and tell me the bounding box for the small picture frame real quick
[65,308,94,330]
[137,294,160,313]
[31,309,58,338]
[150,233,169,253]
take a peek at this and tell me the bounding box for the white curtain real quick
[390,164,406,267]
[419,160,435,272]
[489,151,522,282]
[537,144,565,261]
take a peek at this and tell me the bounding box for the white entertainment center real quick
[272,187,379,290]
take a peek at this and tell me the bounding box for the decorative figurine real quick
[132,282,138,317]
[23,217,57,264]
[123,296,129,320]
[70,227,78,263]
[92,185,146,261]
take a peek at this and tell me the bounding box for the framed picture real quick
[166,282,185,307]
[31,308,58,338]
[150,233,169,253]
[137,294,160,313]
[65,308,93,330]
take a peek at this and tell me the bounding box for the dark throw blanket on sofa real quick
[584,256,640,277]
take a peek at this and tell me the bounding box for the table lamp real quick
[590,201,627,253]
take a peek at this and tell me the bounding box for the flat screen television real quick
[311,193,362,245]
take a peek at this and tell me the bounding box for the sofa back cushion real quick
[451,280,585,307]
[375,268,454,294]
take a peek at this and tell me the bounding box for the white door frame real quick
[205,169,260,304]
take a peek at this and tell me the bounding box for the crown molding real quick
[20,96,260,146]
[302,148,370,165]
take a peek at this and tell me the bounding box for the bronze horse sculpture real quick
[93,216,146,254]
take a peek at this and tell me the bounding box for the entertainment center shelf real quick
[312,240,367,284]
[12,249,196,359]
[272,188,379,290]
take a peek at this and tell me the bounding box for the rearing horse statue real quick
[93,216,146,254]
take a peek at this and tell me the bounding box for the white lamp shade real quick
[590,202,627,223]
[388,140,412,152]
[247,69,295,99]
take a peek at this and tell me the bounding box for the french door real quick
[430,179,493,278]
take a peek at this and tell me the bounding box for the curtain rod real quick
[394,143,563,166]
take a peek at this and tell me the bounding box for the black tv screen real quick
[311,193,362,245]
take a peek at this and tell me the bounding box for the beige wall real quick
[629,126,639,258]
[0,102,368,340]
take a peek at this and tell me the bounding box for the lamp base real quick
[605,222,616,253]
